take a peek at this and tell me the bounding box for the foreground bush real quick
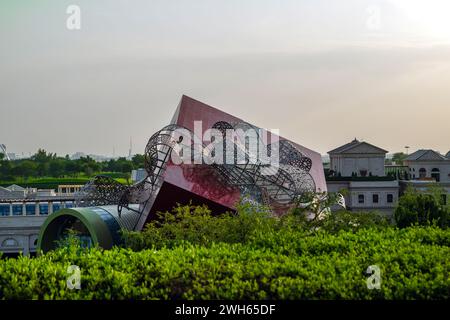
[0,226,448,299]
[121,202,277,250]
[122,203,391,251]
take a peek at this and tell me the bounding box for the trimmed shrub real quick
[0,226,449,300]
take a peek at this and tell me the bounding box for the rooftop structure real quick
[405,149,448,162]
[326,139,398,216]
[328,138,388,177]
[404,149,450,183]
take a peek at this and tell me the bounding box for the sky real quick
[0,0,449,157]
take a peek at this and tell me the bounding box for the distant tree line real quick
[0,149,145,181]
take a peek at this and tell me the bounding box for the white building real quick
[327,139,398,216]
[328,139,388,177]
[131,168,147,183]
[404,149,450,183]
[402,149,450,202]
[327,180,399,215]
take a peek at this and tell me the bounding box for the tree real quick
[121,161,134,174]
[0,157,12,180]
[132,154,145,169]
[394,187,449,228]
[49,159,66,177]
[392,152,407,165]
[31,149,53,163]
[65,161,80,177]
[14,160,37,179]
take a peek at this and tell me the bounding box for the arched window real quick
[2,238,18,247]
[419,168,427,179]
[431,168,440,182]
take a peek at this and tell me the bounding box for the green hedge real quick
[0,176,126,189]
[1,226,448,299]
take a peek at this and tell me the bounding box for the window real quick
[387,194,394,203]
[358,194,365,204]
[39,203,49,215]
[53,202,61,212]
[419,168,427,179]
[26,204,36,215]
[2,238,18,247]
[372,194,379,203]
[12,204,23,216]
[64,202,74,208]
[431,168,440,182]
[0,204,10,216]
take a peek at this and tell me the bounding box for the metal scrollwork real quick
[76,120,319,225]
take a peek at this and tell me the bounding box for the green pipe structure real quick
[37,205,140,253]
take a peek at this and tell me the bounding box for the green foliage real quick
[314,210,391,233]
[391,152,407,165]
[0,226,448,299]
[121,201,276,250]
[395,187,449,228]
[326,175,396,182]
[122,203,392,252]
[0,202,448,300]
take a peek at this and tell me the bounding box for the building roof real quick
[6,184,25,191]
[405,149,448,161]
[0,186,11,193]
[328,139,388,155]
[446,151,450,159]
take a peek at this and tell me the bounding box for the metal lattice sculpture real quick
[208,122,316,208]
[76,125,190,222]
[75,175,128,207]
[76,121,320,226]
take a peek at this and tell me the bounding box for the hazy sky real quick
[1,0,449,157]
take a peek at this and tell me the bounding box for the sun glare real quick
[390,0,450,42]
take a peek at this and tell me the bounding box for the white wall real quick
[407,161,450,183]
[326,180,399,216]
[330,154,385,177]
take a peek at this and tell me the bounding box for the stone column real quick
[22,236,30,256]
